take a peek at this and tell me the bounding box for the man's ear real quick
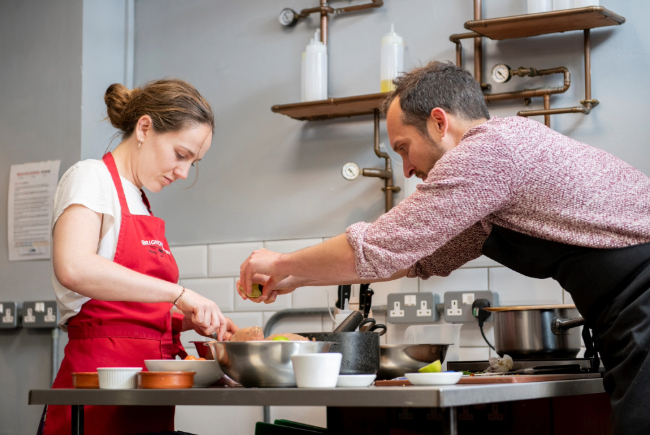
[427,108,449,138]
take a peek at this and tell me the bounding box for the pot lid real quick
[484,304,576,312]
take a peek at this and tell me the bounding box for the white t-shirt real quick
[51,159,150,331]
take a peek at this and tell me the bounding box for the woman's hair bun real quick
[104,83,136,130]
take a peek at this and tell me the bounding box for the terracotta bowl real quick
[72,372,99,389]
[137,371,195,389]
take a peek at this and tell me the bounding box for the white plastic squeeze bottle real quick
[380,23,404,93]
[304,29,328,101]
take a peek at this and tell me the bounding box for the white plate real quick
[405,372,462,386]
[336,374,376,388]
[144,360,223,388]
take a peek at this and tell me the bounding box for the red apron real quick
[42,153,187,435]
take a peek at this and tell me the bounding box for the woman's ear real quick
[136,115,153,140]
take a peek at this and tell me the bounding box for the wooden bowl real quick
[72,372,99,389]
[137,371,195,389]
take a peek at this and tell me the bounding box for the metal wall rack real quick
[272,4,625,211]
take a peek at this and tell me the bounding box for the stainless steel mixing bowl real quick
[377,344,451,380]
[208,341,335,387]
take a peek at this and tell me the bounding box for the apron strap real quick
[139,189,153,216]
[102,152,131,216]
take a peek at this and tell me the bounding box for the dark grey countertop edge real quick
[29,379,605,408]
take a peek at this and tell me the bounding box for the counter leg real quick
[442,407,457,435]
[71,405,84,435]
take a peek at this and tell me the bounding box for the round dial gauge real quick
[278,8,299,26]
[491,64,512,84]
[342,162,360,180]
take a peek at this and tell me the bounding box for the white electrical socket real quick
[416,300,432,317]
[390,301,405,317]
[24,308,36,323]
[447,300,462,316]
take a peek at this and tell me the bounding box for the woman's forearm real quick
[55,252,181,303]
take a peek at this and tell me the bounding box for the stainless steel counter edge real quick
[29,379,605,408]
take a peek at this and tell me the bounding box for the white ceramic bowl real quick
[291,353,342,388]
[336,374,376,388]
[97,367,143,389]
[144,360,223,388]
[405,372,463,386]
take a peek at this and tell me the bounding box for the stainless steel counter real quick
[29,378,605,408]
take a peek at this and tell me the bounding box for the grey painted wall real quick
[0,1,83,433]
[131,0,650,247]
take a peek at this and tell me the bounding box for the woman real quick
[40,79,237,434]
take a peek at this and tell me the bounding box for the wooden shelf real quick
[271,93,388,121]
[465,6,625,40]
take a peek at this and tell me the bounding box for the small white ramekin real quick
[291,353,342,388]
[97,367,143,389]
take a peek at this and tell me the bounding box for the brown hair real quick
[104,78,214,138]
[381,61,489,137]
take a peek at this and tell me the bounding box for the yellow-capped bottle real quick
[380,24,404,93]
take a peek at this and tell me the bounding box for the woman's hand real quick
[175,288,229,340]
[183,315,239,341]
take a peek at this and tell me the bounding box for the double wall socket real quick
[387,292,437,324]
[0,302,21,329]
[22,301,59,328]
[443,291,497,323]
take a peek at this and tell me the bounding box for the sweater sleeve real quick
[346,127,520,280]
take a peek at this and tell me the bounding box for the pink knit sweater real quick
[346,116,650,280]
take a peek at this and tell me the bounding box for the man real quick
[238,61,650,434]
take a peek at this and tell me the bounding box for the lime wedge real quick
[272,336,289,341]
[418,360,442,373]
[247,283,262,298]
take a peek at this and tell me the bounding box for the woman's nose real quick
[174,165,189,180]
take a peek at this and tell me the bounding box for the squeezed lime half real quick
[418,360,442,373]
[272,336,289,341]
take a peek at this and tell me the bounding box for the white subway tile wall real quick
[171,245,208,279]
[172,238,584,428]
[208,242,263,277]
[180,278,235,312]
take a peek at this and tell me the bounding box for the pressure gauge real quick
[491,64,512,84]
[342,162,360,180]
[278,8,299,26]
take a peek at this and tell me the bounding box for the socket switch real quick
[22,301,59,328]
[388,292,437,324]
[0,302,21,329]
[443,291,497,323]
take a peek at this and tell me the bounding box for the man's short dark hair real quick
[381,61,490,136]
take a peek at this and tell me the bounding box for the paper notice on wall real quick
[7,160,61,261]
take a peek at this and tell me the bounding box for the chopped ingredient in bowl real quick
[271,336,289,341]
[231,326,264,342]
[265,333,309,341]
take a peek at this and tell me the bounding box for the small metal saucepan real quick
[485,305,585,359]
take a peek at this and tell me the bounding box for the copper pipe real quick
[320,0,328,45]
[518,106,588,117]
[449,32,480,68]
[335,0,383,14]
[474,0,482,85]
[362,110,400,212]
[484,67,570,102]
[543,94,551,127]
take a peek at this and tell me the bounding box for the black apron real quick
[482,225,650,435]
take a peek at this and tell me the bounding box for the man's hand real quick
[236,275,305,304]
[238,249,286,301]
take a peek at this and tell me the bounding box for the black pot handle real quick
[552,316,586,335]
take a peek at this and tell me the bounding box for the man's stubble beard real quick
[416,133,446,180]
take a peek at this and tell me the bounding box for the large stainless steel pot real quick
[487,305,585,359]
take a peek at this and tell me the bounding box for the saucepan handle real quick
[552,317,586,335]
